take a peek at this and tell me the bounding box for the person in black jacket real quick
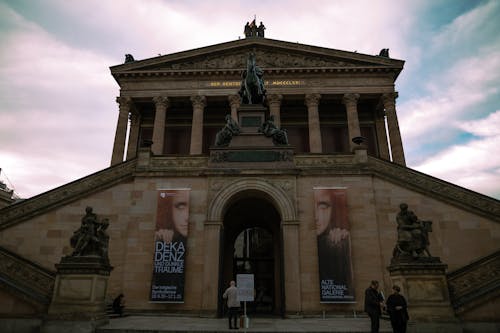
[386,285,409,333]
[364,280,385,333]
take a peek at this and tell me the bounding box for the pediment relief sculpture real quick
[141,49,378,71]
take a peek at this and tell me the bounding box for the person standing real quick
[386,285,409,333]
[364,280,385,333]
[223,280,240,329]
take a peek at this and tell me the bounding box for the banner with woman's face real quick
[314,188,355,303]
[150,189,190,302]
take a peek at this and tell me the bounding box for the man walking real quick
[364,280,385,333]
[223,280,240,329]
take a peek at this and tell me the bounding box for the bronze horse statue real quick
[239,53,266,104]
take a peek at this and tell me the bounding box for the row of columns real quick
[111,93,405,166]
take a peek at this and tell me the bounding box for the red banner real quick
[314,188,355,302]
[150,189,190,302]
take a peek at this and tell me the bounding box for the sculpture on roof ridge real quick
[239,53,266,104]
[244,19,265,38]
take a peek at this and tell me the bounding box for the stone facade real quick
[0,37,499,328]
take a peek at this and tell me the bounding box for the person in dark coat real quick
[386,285,409,333]
[112,293,125,316]
[364,280,384,333]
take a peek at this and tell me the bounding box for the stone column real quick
[383,93,406,165]
[305,93,322,153]
[201,221,222,315]
[151,96,169,155]
[228,95,240,121]
[111,97,132,166]
[282,221,302,315]
[267,94,283,128]
[126,110,141,160]
[375,110,390,160]
[190,95,206,155]
[342,93,361,152]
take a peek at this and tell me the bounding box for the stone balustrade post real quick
[382,93,406,165]
[228,95,240,121]
[190,95,207,155]
[267,94,283,128]
[126,110,141,160]
[111,97,132,166]
[342,93,361,152]
[305,93,322,153]
[151,96,169,155]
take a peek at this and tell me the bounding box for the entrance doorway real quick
[219,195,283,316]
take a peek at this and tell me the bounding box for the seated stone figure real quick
[392,203,433,260]
[215,115,241,147]
[258,115,288,146]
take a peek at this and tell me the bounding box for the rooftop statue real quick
[239,53,266,104]
[392,203,433,262]
[244,19,265,38]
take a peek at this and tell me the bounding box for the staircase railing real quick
[447,249,500,313]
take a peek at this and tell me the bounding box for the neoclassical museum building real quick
[0,29,499,331]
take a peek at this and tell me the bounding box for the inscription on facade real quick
[208,80,303,87]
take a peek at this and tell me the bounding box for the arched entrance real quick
[219,194,283,316]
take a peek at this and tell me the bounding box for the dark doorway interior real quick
[219,195,283,317]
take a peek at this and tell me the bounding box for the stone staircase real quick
[0,245,55,311]
[447,249,500,314]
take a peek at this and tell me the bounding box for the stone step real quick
[96,316,393,333]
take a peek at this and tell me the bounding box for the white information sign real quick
[236,274,254,302]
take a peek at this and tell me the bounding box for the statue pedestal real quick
[388,259,457,323]
[42,256,113,333]
[237,104,267,133]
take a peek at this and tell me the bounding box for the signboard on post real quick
[236,274,254,302]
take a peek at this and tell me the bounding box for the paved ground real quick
[97,316,393,333]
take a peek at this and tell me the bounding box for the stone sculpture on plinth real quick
[43,207,113,333]
[387,203,458,325]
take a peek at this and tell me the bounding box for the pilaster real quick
[282,220,302,316]
[228,95,240,122]
[151,96,169,155]
[126,109,141,160]
[375,110,390,160]
[382,93,406,165]
[342,93,361,152]
[267,94,283,128]
[190,95,207,155]
[305,93,322,153]
[111,96,132,166]
[201,220,222,315]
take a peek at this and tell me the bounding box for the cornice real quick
[0,160,137,230]
[368,157,500,222]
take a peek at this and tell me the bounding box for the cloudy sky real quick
[1,0,499,199]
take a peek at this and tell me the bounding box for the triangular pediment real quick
[111,38,403,74]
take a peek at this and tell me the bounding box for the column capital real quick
[116,96,132,109]
[227,95,241,108]
[153,96,169,108]
[267,94,283,106]
[342,93,360,106]
[190,95,207,109]
[304,93,321,107]
[381,92,399,108]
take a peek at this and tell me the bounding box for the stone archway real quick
[207,178,297,222]
[200,178,302,317]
